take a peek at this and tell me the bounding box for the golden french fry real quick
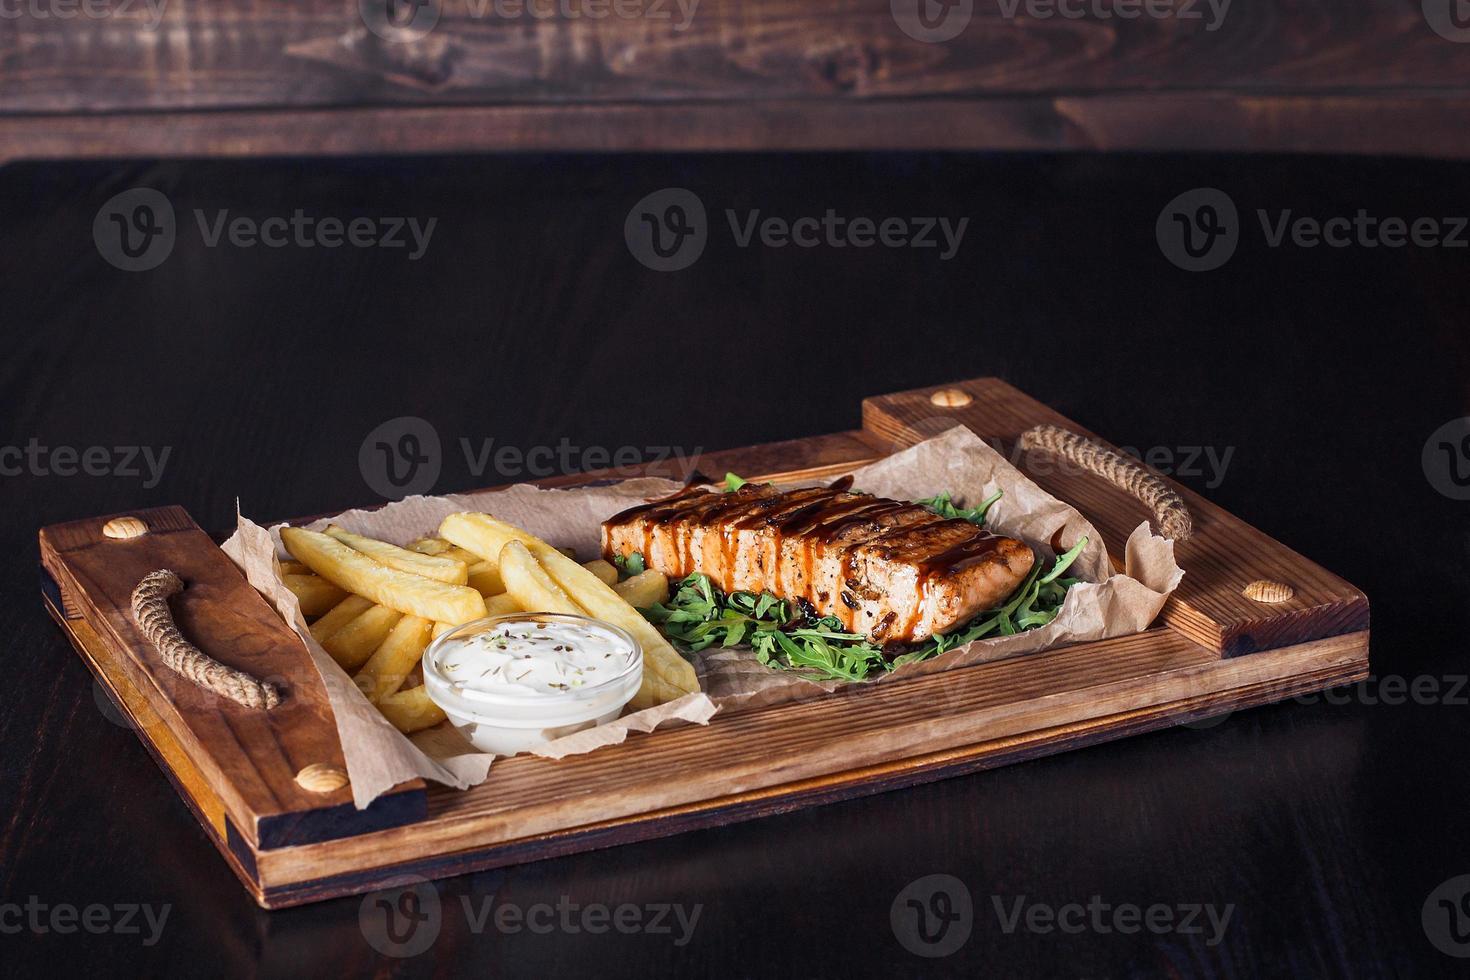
[325,525,468,585]
[323,605,403,670]
[309,594,376,643]
[484,591,521,617]
[282,573,347,618]
[466,560,505,596]
[499,540,584,617]
[356,615,433,703]
[409,537,481,564]
[613,569,670,609]
[278,559,311,576]
[582,559,618,587]
[281,527,486,624]
[440,514,698,702]
[378,685,446,733]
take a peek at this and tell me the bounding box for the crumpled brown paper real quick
[222,424,1181,808]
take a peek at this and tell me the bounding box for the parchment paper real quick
[222,424,1181,808]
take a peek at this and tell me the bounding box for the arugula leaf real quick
[917,489,1004,526]
[611,551,646,579]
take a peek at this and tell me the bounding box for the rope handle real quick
[131,570,283,710]
[1017,424,1194,541]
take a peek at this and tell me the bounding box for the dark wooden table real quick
[2,151,1467,977]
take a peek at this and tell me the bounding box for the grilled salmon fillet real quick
[601,482,1034,644]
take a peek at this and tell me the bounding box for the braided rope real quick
[131,570,283,710]
[1017,424,1194,541]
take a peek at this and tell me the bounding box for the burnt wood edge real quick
[256,789,429,850]
[254,650,1369,909]
[39,559,429,852]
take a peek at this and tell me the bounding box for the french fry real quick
[282,573,347,618]
[582,559,618,587]
[484,592,520,617]
[409,537,481,564]
[355,615,433,703]
[430,594,521,640]
[323,605,403,670]
[309,594,375,643]
[440,514,698,703]
[325,525,468,585]
[613,569,670,609]
[465,560,505,596]
[281,527,486,624]
[278,559,310,576]
[498,540,584,617]
[378,685,446,733]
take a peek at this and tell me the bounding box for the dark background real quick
[1,152,1467,977]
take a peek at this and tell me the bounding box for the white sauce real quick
[435,619,635,697]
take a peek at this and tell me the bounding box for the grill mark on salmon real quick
[602,483,1034,644]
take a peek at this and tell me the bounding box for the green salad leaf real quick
[611,551,645,579]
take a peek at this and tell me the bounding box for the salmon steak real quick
[601,481,1035,644]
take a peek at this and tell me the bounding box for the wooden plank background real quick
[3,0,1470,160]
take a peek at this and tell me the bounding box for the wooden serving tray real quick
[39,379,1369,909]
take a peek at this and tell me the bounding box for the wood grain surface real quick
[5,1,1470,159]
[38,506,425,849]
